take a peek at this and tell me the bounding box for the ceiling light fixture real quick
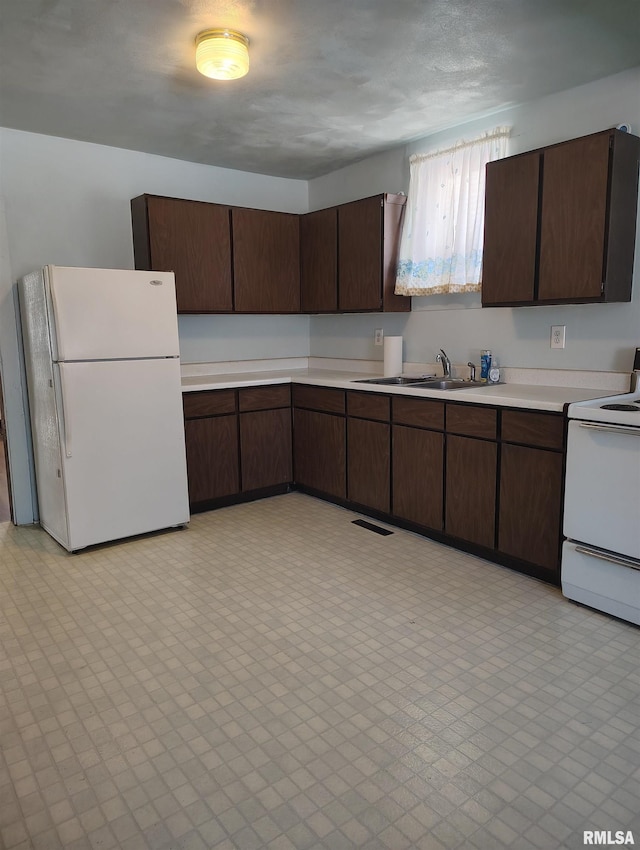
[195,29,250,80]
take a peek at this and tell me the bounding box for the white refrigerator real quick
[19,265,190,551]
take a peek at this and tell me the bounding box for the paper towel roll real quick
[383,336,403,377]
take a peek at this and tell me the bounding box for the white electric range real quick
[562,382,640,625]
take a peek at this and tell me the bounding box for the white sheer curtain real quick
[395,127,510,296]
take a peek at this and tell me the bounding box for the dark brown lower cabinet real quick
[498,444,564,573]
[293,409,346,499]
[392,425,443,530]
[184,415,239,504]
[445,435,497,549]
[347,418,390,513]
[182,381,567,584]
[240,408,292,492]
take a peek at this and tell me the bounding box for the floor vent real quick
[352,519,393,536]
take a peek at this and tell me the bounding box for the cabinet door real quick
[338,196,383,311]
[184,415,239,504]
[392,425,443,530]
[240,409,292,491]
[381,195,410,312]
[445,435,496,549]
[233,209,300,312]
[293,409,346,499]
[498,444,563,574]
[538,133,611,302]
[482,153,540,305]
[347,418,390,513]
[136,196,233,313]
[300,208,338,312]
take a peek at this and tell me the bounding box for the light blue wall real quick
[178,314,309,363]
[308,68,640,374]
[0,129,309,521]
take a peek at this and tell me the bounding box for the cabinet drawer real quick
[239,384,291,412]
[392,397,444,430]
[292,384,345,414]
[501,410,564,450]
[183,390,236,419]
[347,391,390,422]
[446,404,497,439]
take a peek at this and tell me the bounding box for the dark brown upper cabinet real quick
[133,191,410,315]
[482,128,640,307]
[299,194,410,313]
[338,194,411,313]
[131,194,233,313]
[300,207,338,312]
[482,152,540,305]
[232,208,301,313]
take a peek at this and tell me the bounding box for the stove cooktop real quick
[568,389,640,426]
[600,403,640,412]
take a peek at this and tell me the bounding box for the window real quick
[395,127,510,296]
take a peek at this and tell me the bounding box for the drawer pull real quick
[574,545,640,571]
[577,422,640,437]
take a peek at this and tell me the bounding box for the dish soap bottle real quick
[480,350,491,383]
[488,357,500,384]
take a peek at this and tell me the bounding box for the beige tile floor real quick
[1,492,639,850]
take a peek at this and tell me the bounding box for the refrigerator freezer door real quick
[46,266,180,362]
[55,358,189,550]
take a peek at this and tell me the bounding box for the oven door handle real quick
[574,545,640,572]
[577,422,640,437]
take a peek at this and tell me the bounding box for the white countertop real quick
[182,368,612,412]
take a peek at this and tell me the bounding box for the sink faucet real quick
[436,348,452,378]
[467,361,476,382]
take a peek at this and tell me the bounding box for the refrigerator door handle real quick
[58,364,73,457]
[48,268,66,361]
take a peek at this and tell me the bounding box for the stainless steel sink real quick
[353,376,501,390]
[353,376,435,386]
[413,379,499,390]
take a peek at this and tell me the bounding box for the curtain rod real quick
[410,126,512,163]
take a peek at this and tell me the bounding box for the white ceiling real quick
[1,0,639,179]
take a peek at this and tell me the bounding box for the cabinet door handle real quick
[577,421,640,437]
[574,545,640,571]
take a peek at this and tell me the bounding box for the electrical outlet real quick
[374,328,384,346]
[550,325,566,349]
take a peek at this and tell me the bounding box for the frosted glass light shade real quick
[195,29,250,80]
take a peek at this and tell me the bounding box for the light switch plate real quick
[550,325,566,349]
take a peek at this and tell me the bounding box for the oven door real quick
[564,420,640,560]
